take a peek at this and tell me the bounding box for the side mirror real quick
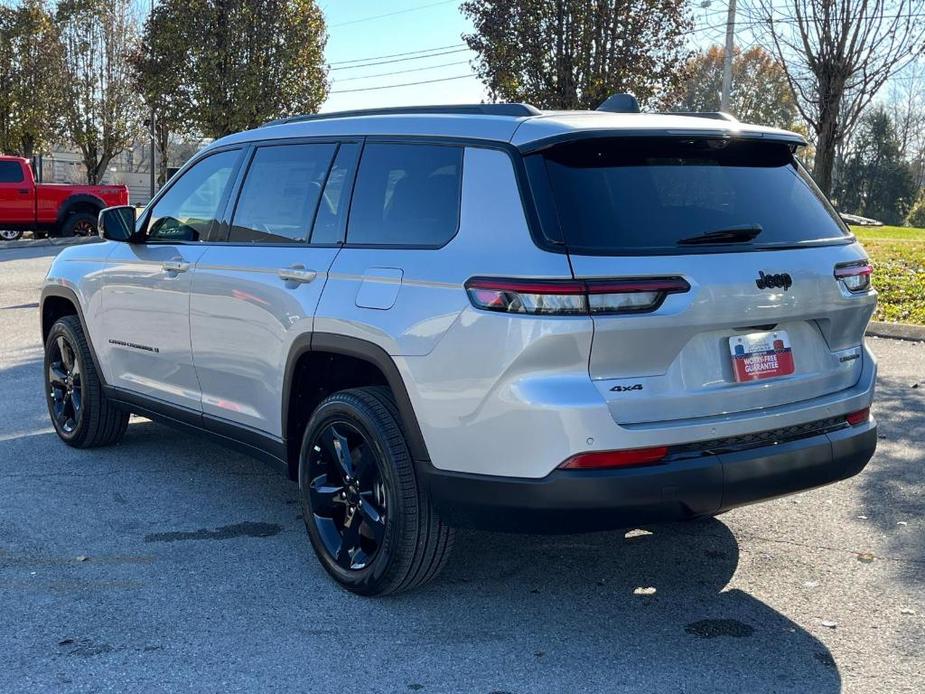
[98,205,136,242]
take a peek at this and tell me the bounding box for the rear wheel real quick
[44,316,128,447]
[60,212,97,238]
[299,387,454,595]
[0,229,23,241]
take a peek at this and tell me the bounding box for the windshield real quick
[538,137,849,254]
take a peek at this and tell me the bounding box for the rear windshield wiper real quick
[677,225,763,245]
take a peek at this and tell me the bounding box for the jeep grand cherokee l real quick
[40,102,877,595]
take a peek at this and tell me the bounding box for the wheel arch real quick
[40,285,106,382]
[56,194,106,227]
[282,333,432,480]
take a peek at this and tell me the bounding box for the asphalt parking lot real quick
[1,244,923,693]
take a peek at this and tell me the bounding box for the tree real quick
[135,0,329,141]
[57,0,141,184]
[671,45,797,128]
[834,107,917,224]
[0,0,67,158]
[461,0,693,110]
[887,61,925,189]
[130,2,193,184]
[755,0,925,196]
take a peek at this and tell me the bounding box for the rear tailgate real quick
[570,247,875,424]
[534,135,876,425]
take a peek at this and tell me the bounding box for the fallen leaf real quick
[820,620,837,629]
[857,552,875,563]
[75,555,89,562]
[633,586,657,596]
[897,521,908,526]
[857,515,868,520]
[900,608,915,616]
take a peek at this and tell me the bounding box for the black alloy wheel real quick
[44,315,129,447]
[47,334,83,435]
[298,387,454,596]
[305,420,387,571]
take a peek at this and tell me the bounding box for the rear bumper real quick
[422,418,877,532]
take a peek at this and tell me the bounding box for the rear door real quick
[188,140,357,437]
[534,137,877,424]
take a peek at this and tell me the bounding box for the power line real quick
[333,60,471,83]
[329,43,465,67]
[330,73,477,94]
[331,0,457,28]
[331,47,471,71]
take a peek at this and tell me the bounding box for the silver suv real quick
[40,102,878,595]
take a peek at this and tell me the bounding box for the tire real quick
[0,229,23,241]
[60,212,97,238]
[298,386,454,596]
[44,315,129,448]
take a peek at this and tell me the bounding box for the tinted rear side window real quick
[0,161,24,183]
[230,143,336,244]
[539,138,848,254]
[347,143,462,247]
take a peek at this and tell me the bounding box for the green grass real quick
[850,225,925,325]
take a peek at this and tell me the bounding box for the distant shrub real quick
[907,191,925,229]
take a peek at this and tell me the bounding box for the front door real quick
[96,148,242,411]
[0,159,33,224]
[189,141,358,437]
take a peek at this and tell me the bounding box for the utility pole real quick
[720,0,737,113]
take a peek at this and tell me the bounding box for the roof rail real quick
[262,103,542,127]
[659,111,739,122]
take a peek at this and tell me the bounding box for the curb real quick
[866,321,925,342]
[0,235,101,251]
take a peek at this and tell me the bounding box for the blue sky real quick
[320,1,487,112]
[318,1,751,112]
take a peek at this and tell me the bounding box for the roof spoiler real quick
[597,93,640,114]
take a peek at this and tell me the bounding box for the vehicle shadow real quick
[859,372,925,584]
[0,418,842,693]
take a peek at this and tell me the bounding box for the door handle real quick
[278,265,317,285]
[18,188,29,194]
[161,260,190,273]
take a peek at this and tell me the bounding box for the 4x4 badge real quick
[755,271,792,291]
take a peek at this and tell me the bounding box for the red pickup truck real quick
[0,155,129,241]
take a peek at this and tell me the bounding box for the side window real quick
[0,161,24,183]
[310,143,359,245]
[229,143,336,244]
[148,149,239,242]
[346,143,463,247]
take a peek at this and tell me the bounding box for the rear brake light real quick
[846,407,870,426]
[835,262,872,293]
[465,277,690,316]
[559,446,669,470]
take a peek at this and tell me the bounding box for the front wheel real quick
[299,387,454,596]
[0,229,23,241]
[44,315,128,447]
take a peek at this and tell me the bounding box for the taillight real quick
[559,446,669,470]
[465,277,690,316]
[846,407,870,426]
[835,261,872,293]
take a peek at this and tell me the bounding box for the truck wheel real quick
[0,229,23,241]
[60,212,97,237]
[44,315,129,448]
[298,386,454,596]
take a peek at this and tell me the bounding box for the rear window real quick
[347,143,462,247]
[539,138,848,254]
